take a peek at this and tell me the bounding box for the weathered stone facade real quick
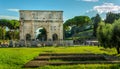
[19,10,63,41]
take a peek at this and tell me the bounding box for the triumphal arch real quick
[19,10,63,41]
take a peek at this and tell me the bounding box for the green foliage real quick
[73,16,91,26]
[37,28,47,41]
[64,16,91,27]
[67,29,93,40]
[112,19,120,54]
[0,19,20,30]
[97,22,113,48]
[112,19,120,45]
[97,19,120,54]
[0,19,9,27]
[0,19,20,40]
[64,19,75,27]
[39,28,46,35]
[105,12,120,24]
[64,16,91,39]
[0,27,2,39]
[9,20,20,29]
[0,26,6,39]
[92,14,101,37]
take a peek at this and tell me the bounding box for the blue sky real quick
[0,0,120,21]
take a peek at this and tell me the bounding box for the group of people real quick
[0,40,47,47]
[0,40,9,47]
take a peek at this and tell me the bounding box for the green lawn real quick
[0,46,120,69]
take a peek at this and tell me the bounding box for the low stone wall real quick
[0,40,74,47]
[26,40,74,47]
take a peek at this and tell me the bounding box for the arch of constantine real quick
[19,10,63,41]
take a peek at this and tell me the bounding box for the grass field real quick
[0,46,120,69]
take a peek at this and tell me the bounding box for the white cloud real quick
[0,15,19,20]
[82,0,98,2]
[7,9,19,12]
[94,3,120,14]
[86,9,94,13]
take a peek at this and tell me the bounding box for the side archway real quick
[26,34,31,41]
[52,33,58,41]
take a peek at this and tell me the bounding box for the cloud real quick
[82,0,98,2]
[7,9,19,12]
[85,3,120,20]
[94,3,120,14]
[0,15,19,20]
[86,9,94,13]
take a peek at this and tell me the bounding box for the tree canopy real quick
[97,19,120,54]
[64,16,91,39]
[36,28,47,41]
[92,14,101,37]
[0,19,20,40]
[105,12,120,24]
[64,16,91,27]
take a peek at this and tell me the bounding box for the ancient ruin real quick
[19,10,63,41]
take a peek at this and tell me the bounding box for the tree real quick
[5,31,11,40]
[64,19,75,27]
[0,19,20,40]
[92,14,101,37]
[13,30,19,40]
[0,19,9,27]
[97,22,112,48]
[63,16,91,38]
[64,16,91,27]
[70,26,79,36]
[0,27,3,39]
[36,28,47,41]
[73,16,91,26]
[112,19,120,54]
[97,19,120,54]
[2,27,6,39]
[8,20,20,30]
[105,12,120,24]
[0,26,6,40]
[0,19,8,40]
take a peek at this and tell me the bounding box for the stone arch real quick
[26,34,31,41]
[20,10,63,41]
[52,33,58,41]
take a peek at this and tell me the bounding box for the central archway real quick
[52,33,58,41]
[36,27,47,41]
